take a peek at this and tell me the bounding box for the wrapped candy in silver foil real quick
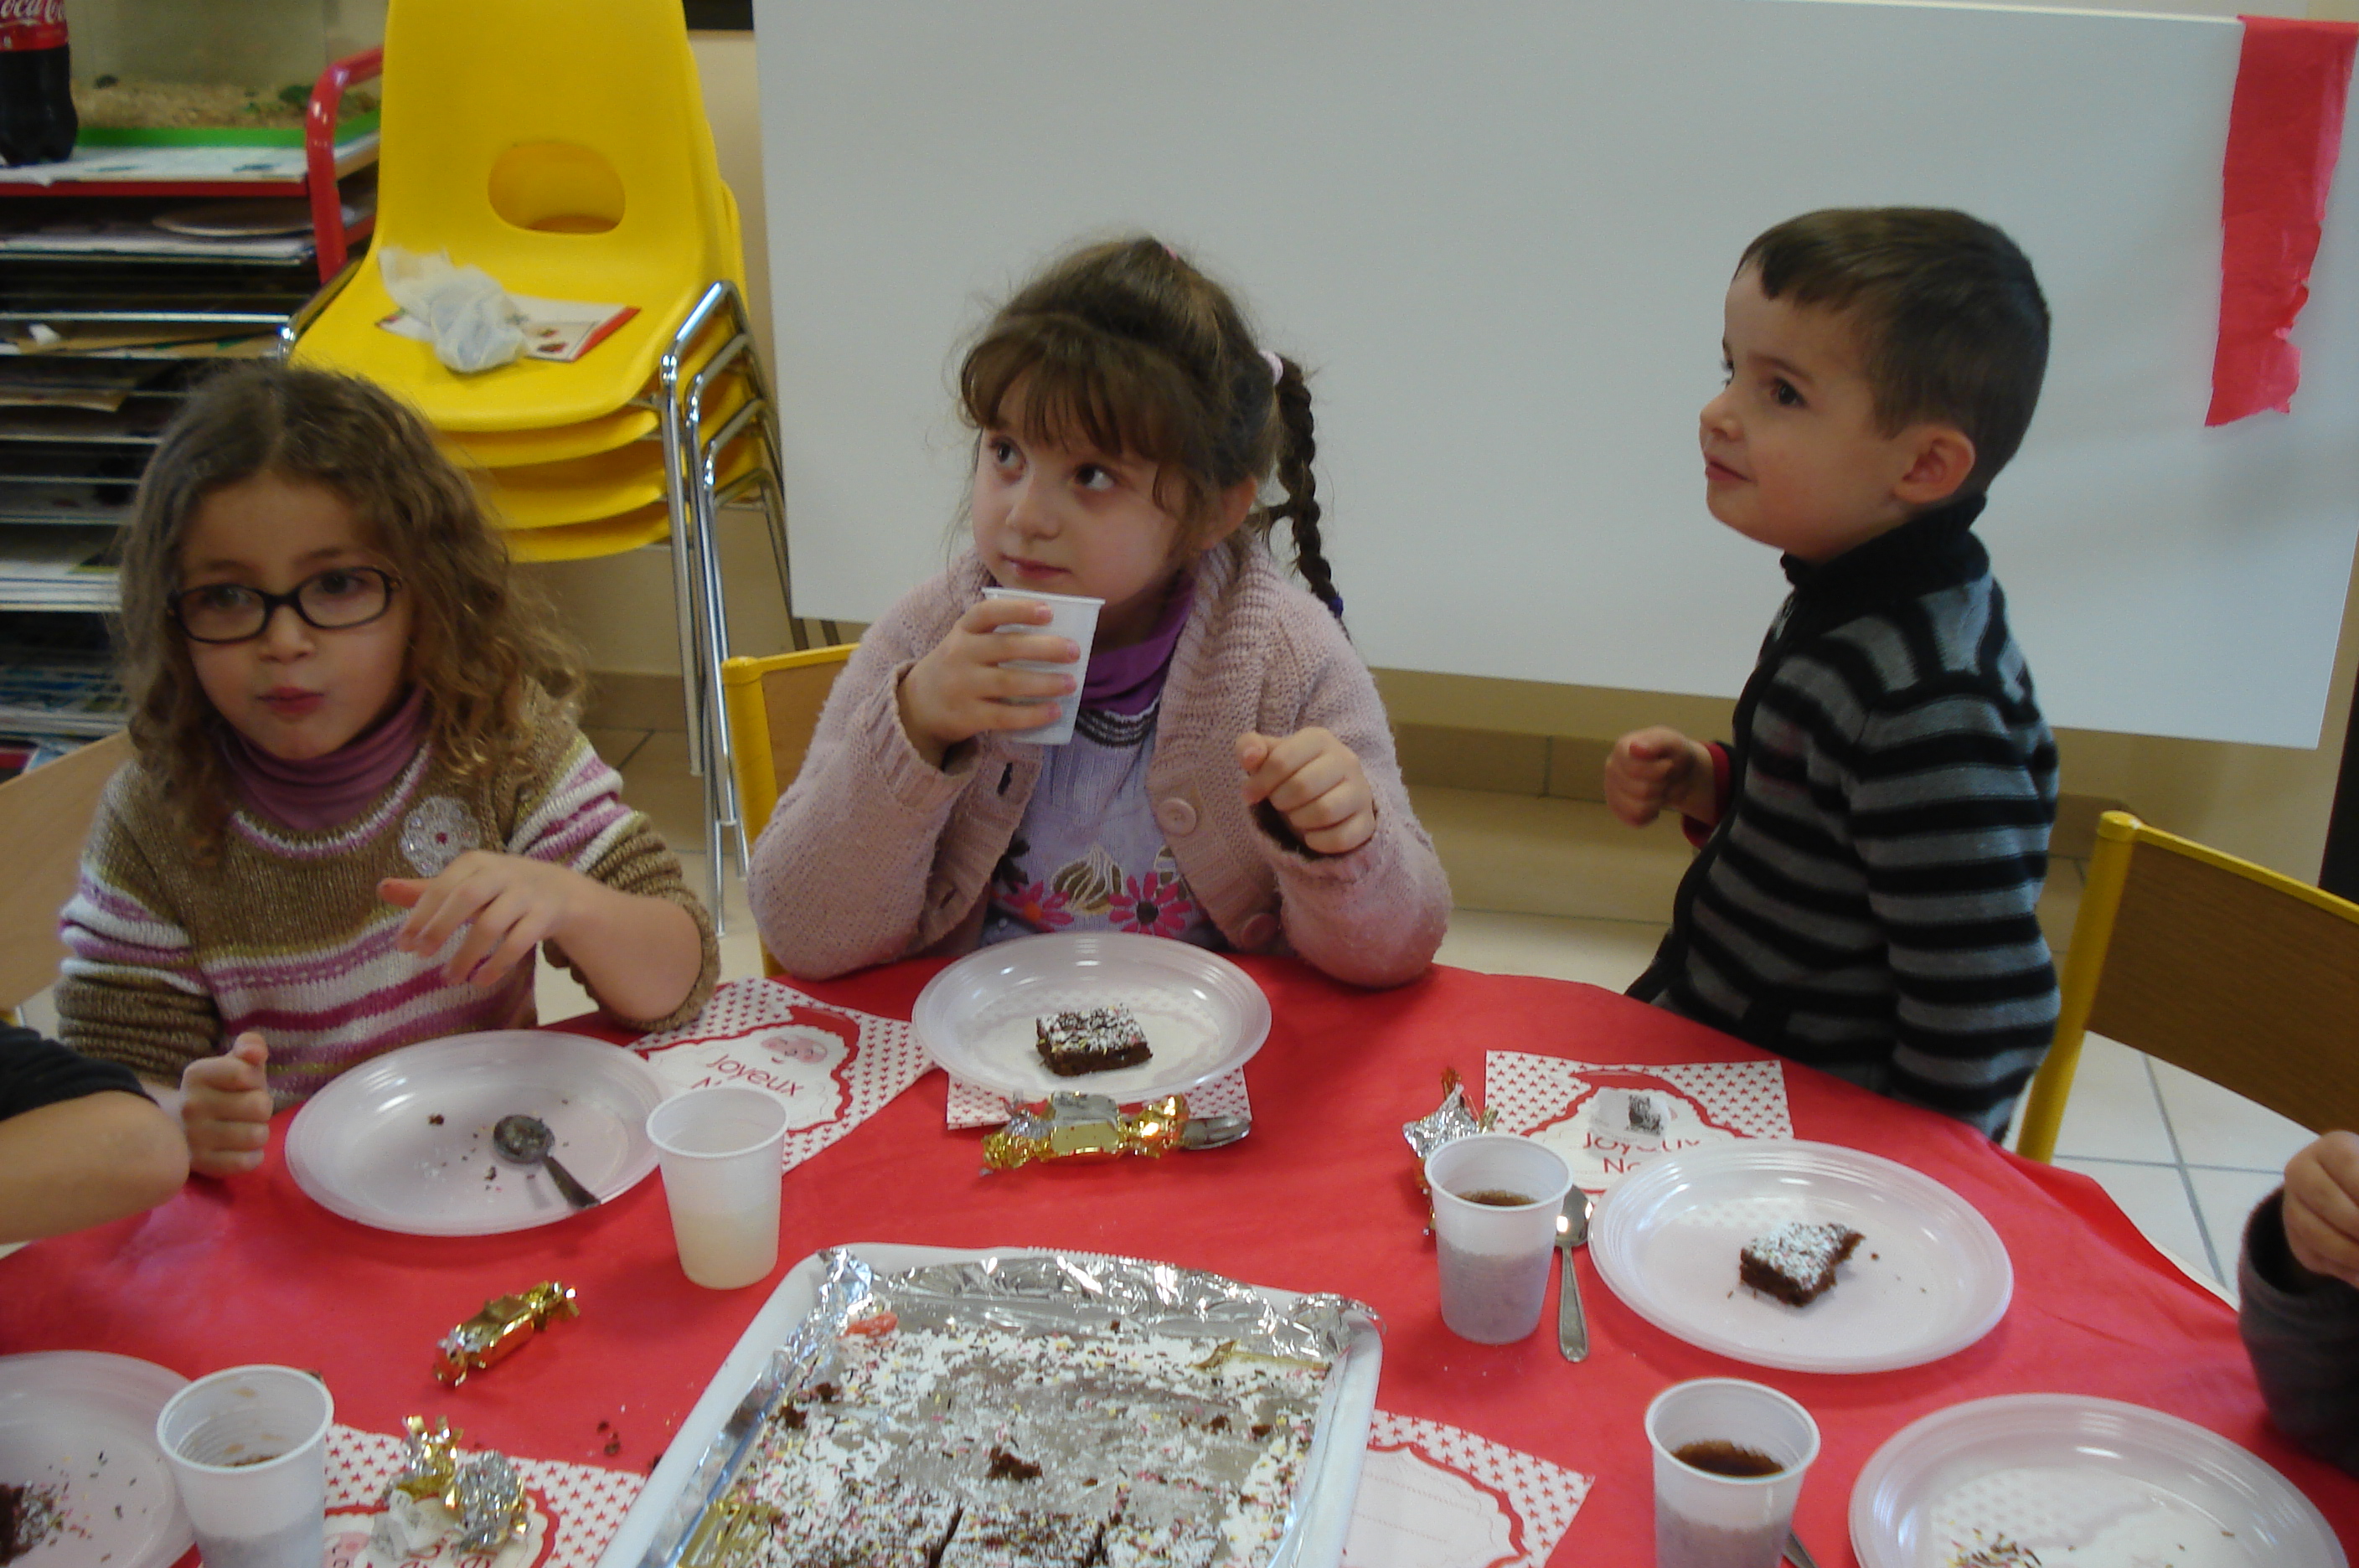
[1401,1066,1495,1169]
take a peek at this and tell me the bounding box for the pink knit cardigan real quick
[748,537,1450,987]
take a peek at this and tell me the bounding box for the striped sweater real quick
[1631,498,2059,1136]
[54,690,719,1103]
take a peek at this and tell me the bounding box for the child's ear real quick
[1892,425,1977,508]
[1197,477,1260,550]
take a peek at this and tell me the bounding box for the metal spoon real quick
[1783,1529,1823,1568]
[491,1114,599,1210]
[1555,1190,1591,1362]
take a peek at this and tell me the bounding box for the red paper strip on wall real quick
[2207,16,2359,426]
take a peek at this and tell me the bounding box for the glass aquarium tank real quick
[61,0,384,143]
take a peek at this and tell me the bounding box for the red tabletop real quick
[6,958,2354,1564]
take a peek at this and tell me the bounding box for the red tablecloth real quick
[7,958,2355,1564]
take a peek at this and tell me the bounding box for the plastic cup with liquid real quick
[154,1364,333,1568]
[647,1085,790,1289]
[980,586,1102,745]
[1645,1378,1820,1568]
[1423,1132,1575,1344]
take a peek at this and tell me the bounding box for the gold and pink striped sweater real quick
[54,694,718,1102]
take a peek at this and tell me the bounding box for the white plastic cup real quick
[647,1086,790,1289]
[154,1364,333,1568]
[981,586,1102,745]
[1424,1132,1574,1344]
[1644,1378,1821,1568]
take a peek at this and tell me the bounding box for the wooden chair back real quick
[721,646,856,975]
[2014,809,2359,1161]
[0,734,129,1017]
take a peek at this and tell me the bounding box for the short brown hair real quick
[1741,209,2049,493]
[117,364,581,853]
[958,236,1341,616]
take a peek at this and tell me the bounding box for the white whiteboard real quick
[754,0,2359,748]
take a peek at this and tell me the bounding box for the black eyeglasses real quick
[169,566,401,645]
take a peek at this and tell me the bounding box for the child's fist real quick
[181,1031,272,1179]
[1236,728,1376,856]
[1605,727,1715,828]
[2284,1131,2359,1288]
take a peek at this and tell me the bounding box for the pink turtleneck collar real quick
[219,686,429,832]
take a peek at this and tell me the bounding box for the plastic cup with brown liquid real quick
[1644,1378,1820,1568]
[1423,1132,1574,1343]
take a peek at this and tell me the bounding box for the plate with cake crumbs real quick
[1851,1395,2344,1567]
[913,931,1272,1103]
[0,1352,192,1568]
[595,1244,1381,1568]
[285,1029,668,1235]
[1588,1139,2011,1373]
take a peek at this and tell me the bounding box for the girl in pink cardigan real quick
[749,237,1450,987]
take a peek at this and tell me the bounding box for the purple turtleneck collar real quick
[219,686,429,832]
[1081,576,1195,717]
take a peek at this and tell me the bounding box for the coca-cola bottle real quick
[0,0,75,168]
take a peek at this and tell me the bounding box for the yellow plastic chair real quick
[721,647,858,976]
[473,431,760,530]
[291,0,741,431]
[445,362,749,470]
[499,504,672,564]
[2014,810,2359,1162]
[0,734,129,1019]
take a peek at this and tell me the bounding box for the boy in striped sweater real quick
[1607,209,2058,1138]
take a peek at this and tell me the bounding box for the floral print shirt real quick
[981,699,1221,949]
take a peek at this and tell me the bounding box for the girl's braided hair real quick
[958,236,1341,618]
[116,363,581,856]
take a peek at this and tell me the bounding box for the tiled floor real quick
[27,725,2305,1299]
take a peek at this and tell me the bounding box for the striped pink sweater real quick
[55,691,718,1101]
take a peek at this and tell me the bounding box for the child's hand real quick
[1236,728,1376,855]
[181,1032,272,1179]
[897,597,1081,766]
[1605,727,1717,828]
[2284,1131,2359,1287]
[381,851,587,990]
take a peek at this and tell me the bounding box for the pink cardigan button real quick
[1155,798,1198,836]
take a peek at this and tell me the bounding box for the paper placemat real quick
[945,1067,1252,1130]
[1345,1410,1592,1568]
[323,1423,643,1568]
[631,979,932,1173]
[1487,1051,1793,1193]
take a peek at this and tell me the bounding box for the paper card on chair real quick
[378,295,639,363]
[1485,1050,1792,1193]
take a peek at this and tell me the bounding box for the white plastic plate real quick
[912,931,1272,1101]
[1588,1138,2011,1373]
[1851,1394,2345,1567]
[596,1243,1380,1568]
[0,1351,192,1568]
[285,1029,668,1235]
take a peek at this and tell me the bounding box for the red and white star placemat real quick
[630,980,933,1173]
[943,1067,1252,1130]
[1344,1409,1592,1568]
[322,1424,643,1568]
[1485,1050,1792,1193]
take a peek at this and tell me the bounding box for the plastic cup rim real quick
[1425,1131,1575,1212]
[980,586,1106,611]
[647,1084,792,1161]
[1644,1376,1821,1486]
[156,1363,333,1477]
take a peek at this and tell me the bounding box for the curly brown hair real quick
[116,363,582,854]
[958,236,1342,618]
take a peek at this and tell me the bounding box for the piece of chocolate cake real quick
[1034,1007,1152,1077]
[0,1484,59,1567]
[1738,1221,1864,1307]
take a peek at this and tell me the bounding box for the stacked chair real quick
[292,0,818,921]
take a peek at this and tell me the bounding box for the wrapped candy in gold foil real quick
[374,1416,529,1560]
[432,1281,579,1385]
[982,1091,1248,1171]
[391,1414,461,1498]
[1402,1067,1496,1185]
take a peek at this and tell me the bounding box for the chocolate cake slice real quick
[1738,1221,1864,1307]
[1034,1007,1152,1077]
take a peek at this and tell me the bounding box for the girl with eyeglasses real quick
[54,364,718,1179]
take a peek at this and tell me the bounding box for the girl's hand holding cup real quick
[181,1031,272,1179]
[896,597,1081,767]
[1237,726,1376,855]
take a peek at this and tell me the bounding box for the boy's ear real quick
[1892,425,1977,508]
